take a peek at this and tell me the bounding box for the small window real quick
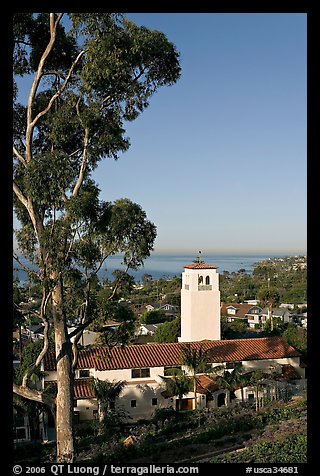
[198,275,203,284]
[248,393,255,401]
[164,365,181,376]
[73,411,80,424]
[131,368,150,378]
[73,400,78,408]
[226,362,235,369]
[131,400,137,408]
[152,398,158,406]
[79,369,90,378]
[205,275,210,285]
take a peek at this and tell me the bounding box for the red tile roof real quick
[183,264,218,269]
[43,337,300,372]
[44,378,96,399]
[281,364,301,380]
[221,303,255,319]
[196,375,219,394]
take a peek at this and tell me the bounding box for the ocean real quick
[13,252,297,284]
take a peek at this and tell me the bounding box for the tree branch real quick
[13,383,55,411]
[26,13,60,163]
[25,12,85,163]
[72,127,89,198]
[29,48,87,133]
[13,254,38,281]
[22,319,50,388]
[13,145,27,167]
[13,180,28,209]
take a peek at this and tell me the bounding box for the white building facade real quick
[40,259,306,428]
[179,263,220,342]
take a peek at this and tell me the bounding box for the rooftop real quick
[183,263,218,270]
[43,337,300,372]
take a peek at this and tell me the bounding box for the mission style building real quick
[41,261,305,430]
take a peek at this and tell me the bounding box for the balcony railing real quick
[198,285,212,291]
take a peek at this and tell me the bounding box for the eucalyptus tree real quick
[13,12,180,462]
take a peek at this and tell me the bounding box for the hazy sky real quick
[93,13,307,254]
[14,13,307,256]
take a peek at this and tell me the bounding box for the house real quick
[145,303,158,312]
[135,324,159,337]
[158,303,179,313]
[39,260,306,429]
[68,328,101,346]
[42,336,304,423]
[221,303,255,323]
[246,306,291,329]
[25,324,45,341]
[290,313,307,329]
[246,305,264,328]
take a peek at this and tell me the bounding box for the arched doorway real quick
[217,392,226,407]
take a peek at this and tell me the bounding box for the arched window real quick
[205,275,210,285]
[198,275,203,285]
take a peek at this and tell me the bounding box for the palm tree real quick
[92,378,126,426]
[257,286,280,332]
[160,369,192,411]
[214,370,238,406]
[180,343,209,409]
[230,362,251,403]
[248,369,265,412]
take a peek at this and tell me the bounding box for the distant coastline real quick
[13,252,306,284]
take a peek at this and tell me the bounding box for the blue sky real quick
[14,13,307,256]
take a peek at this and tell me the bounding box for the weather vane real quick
[193,250,204,264]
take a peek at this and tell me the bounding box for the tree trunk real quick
[193,377,197,410]
[269,302,273,332]
[240,387,244,403]
[19,325,23,363]
[52,279,74,463]
[255,386,259,412]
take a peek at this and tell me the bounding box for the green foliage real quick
[257,286,280,307]
[159,369,192,408]
[140,310,166,324]
[181,343,209,374]
[211,433,307,463]
[97,302,138,347]
[225,319,248,334]
[154,317,181,343]
[14,339,55,385]
[219,256,306,304]
[13,11,180,297]
[282,324,307,361]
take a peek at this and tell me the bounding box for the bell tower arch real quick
[179,258,221,342]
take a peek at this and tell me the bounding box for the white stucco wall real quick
[180,268,221,342]
[74,398,98,421]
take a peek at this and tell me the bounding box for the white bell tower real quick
[179,255,221,342]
